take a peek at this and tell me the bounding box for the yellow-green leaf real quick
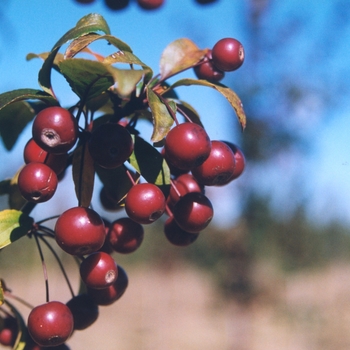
[160,38,207,80]
[0,210,34,249]
[166,78,246,130]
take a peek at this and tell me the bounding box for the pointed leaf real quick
[166,78,246,130]
[160,38,207,80]
[129,135,171,187]
[39,14,111,96]
[0,102,35,150]
[9,169,27,210]
[0,89,58,111]
[65,33,132,59]
[147,88,175,142]
[0,210,34,249]
[95,165,140,205]
[107,67,147,98]
[72,142,95,207]
[26,52,65,73]
[59,59,114,100]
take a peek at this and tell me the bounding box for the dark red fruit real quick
[173,192,213,233]
[191,140,236,186]
[223,141,246,180]
[66,294,99,331]
[27,301,73,347]
[18,162,58,203]
[0,316,17,347]
[137,0,164,10]
[125,183,166,224]
[55,207,106,256]
[164,123,211,170]
[88,123,133,169]
[108,217,144,253]
[104,0,130,11]
[32,107,78,154]
[87,265,128,306]
[80,251,118,289]
[164,217,199,246]
[212,38,244,72]
[23,138,68,175]
[168,173,204,209]
[194,51,224,82]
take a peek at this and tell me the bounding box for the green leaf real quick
[59,59,114,101]
[147,87,175,143]
[52,13,110,51]
[166,78,247,130]
[26,52,65,73]
[72,142,95,207]
[8,170,27,210]
[0,209,33,249]
[0,102,35,150]
[95,165,140,205]
[107,67,148,98]
[65,33,133,59]
[5,299,28,350]
[39,13,111,96]
[159,38,207,80]
[0,89,58,111]
[129,136,171,187]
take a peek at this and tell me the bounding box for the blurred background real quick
[1,0,350,349]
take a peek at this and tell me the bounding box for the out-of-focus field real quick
[4,259,350,350]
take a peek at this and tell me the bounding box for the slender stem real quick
[176,104,194,123]
[170,178,182,198]
[34,234,49,303]
[125,167,137,186]
[36,215,60,226]
[39,235,75,299]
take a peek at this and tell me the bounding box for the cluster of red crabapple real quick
[75,0,217,11]
[0,37,245,349]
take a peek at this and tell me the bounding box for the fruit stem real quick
[176,104,194,123]
[170,178,182,198]
[34,233,50,303]
[124,166,137,186]
[39,234,75,299]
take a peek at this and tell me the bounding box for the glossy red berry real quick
[125,183,166,224]
[212,38,245,72]
[191,140,236,186]
[88,123,134,169]
[164,216,199,246]
[137,0,164,10]
[164,123,211,170]
[173,192,213,233]
[108,217,144,253]
[194,51,224,82]
[32,107,78,154]
[66,294,99,331]
[87,265,128,306]
[223,141,246,180]
[80,251,118,289]
[18,162,58,203]
[55,207,106,256]
[23,138,68,175]
[27,301,73,347]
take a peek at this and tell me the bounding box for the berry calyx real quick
[88,123,134,169]
[66,294,99,331]
[164,216,199,246]
[87,265,128,306]
[137,0,164,10]
[125,183,166,224]
[212,38,244,72]
[18,162,58,203]
[173,192,213,233]
[32,107,78,154]
[80,251,118,289]
[27,301,73,347]
[108,217,144,253]
[191,140,236,186]
[164,123,211,170]
[55,207,106,256]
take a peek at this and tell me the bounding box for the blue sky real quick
[0,0,349,227]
